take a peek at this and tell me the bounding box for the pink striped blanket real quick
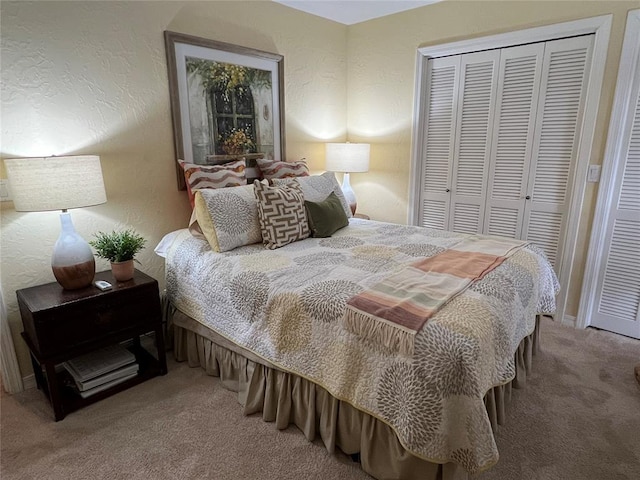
[342,235,528,356]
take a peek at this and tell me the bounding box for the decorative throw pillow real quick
[256,157,309,180]
[193,184,262,252]
[273,171,352,218]
[179,159,246,207]
[253,180,310,249]
[304,192,349,238]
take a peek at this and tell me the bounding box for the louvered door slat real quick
[525,211,563,267]
[418,56,459,230]
[449,50,499,234]
[422,199,448,230]
[530,40,590,205]
[423,64,457,192]
[484,43,544,238]
[619,89,640,210]
[598,219,640,319]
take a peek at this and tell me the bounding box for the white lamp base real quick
[341,172,357,215]
[51,212,95,290]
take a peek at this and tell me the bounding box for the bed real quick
[158,167,559,480]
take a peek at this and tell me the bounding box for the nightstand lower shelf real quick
[24,332,167,421]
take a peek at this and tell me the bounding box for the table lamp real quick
[5,156,107,290]
[325,142,370,215]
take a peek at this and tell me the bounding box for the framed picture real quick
[164,31,285,189]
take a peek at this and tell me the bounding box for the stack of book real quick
[63,344,139,398]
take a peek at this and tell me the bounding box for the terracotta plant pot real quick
[110,260,135,282]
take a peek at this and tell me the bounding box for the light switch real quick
[587,165,601,183]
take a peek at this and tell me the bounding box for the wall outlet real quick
[0,179,11,202]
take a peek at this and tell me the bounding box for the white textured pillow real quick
[272,171,352,218]
[254,180,310,249]
[194,185,262,252]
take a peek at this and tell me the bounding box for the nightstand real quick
[354,213,370,220]
[16,269,167,421]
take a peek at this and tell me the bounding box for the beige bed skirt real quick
[171,309,541,480]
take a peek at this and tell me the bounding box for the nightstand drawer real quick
[18,272,161,358]
[38,288,159,354]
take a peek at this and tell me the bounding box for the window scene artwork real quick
[164,32,284,188]
[185,59,275,164]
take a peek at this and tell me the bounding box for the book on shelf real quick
[72,362,139,392]
[63,344,136,383]
[77,371,139,399]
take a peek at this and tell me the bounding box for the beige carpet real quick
[1,317,639,480]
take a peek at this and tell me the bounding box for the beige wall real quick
[0,0,347,378]
[1,0,636,382]
[347,0,638,318]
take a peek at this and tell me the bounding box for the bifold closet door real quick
[419,35,593,273]
[590,11,640,338]
[447,50,499,234]
[521,35,593,270]
[418,56,459,230]
[483,43,544,239]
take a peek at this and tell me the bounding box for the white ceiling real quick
[274,0,440,25]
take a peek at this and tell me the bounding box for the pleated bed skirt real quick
[171,309,541,480]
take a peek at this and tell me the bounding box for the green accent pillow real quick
[304,192,349,238]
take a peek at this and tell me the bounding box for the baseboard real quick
[22,374,36,390]
[561,315,577,328]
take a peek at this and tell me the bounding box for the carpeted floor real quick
[1,317,639,480]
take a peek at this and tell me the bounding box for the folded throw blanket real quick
[343,235,528,356]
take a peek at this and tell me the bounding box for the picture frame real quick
[164,31,285,189]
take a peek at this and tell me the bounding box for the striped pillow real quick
[179,159,246,207]
[256,158,309,180]
[254,180,310,249]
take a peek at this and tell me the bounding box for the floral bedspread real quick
[165,219,559,473]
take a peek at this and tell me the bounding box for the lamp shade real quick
[325,143,370,173]
[5,155,106,212]
[5,155,107,290]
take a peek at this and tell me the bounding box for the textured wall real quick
[0,0,347,379]
[346,0,637,317]
[2,0,635,382]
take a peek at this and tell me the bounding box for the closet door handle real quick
[446,188,451,193]
[525,195,531,200]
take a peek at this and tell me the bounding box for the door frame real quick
[409,15,612,323]
[577,9,640,330]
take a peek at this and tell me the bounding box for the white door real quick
[448,50,499,234]
[418,56,459,230]
[522,36,593,272]
[588,10,640,338]
[483,43,544,238]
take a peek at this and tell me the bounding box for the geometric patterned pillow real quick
[253,179,310,249]
[194,184,262,252]
[256,157,309,180]
[179,159,246,208]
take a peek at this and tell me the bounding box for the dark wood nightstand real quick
[16,269,167,421]
[354,213,370,220]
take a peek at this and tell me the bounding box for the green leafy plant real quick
[89,229,147,263]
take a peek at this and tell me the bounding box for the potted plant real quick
[89,229,147,282]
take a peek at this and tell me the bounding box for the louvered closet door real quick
[448,51,500,234]
[483,44,544,238]
[522,36,593,270]
[419,56,460,229]
[591,39,640,338]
